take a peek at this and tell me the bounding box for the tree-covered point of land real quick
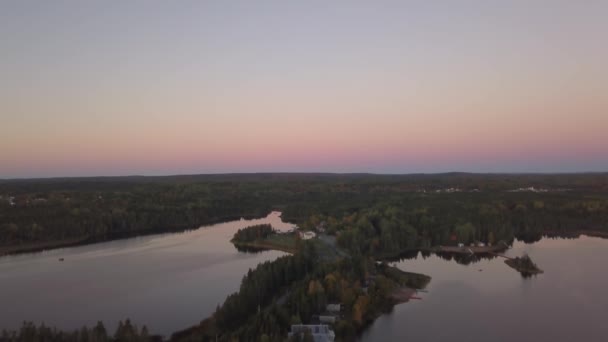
[505,254,543,276]
[172,240,429,342]
[231,224,275,243]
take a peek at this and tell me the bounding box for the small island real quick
[230,224,298,254]
[505,254,544,276]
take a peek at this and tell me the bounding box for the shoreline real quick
[504,259,544,275]
[3,212,605,259]
[354,268,431,337]
[377,243,509,261]
[435,243,508,255]
[390,287,418,304]
[544,229,608,239]
[0,237,91,257]
[0,213,264,257]
[231,240,297,254]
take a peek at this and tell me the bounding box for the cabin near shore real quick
[298,230,317,240]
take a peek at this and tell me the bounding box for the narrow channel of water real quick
[0,212,293,336]
[361,236,608,342]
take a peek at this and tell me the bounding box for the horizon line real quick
[2,170,608,181]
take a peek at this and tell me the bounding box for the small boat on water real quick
[58,258,64,261]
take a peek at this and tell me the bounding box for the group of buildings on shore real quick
[285,221,323,240]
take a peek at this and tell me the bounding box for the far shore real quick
[0,238,90,257]
[436,243,508,255]
[4,225,608,259]
[377,243,509,261]
[0,213,265,257]
[231,240,297,254]
[544,230,608,239]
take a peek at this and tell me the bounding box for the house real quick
[326,304,341,313]
[458,243,464,248]
[288,325,335,342]
[319,315,336,324]
[477,242,486,247]
[299,231,316,240]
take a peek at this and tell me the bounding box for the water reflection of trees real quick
[387,249,501,265]
[435,252,501,265]
[518,270,545,278]
[542,232,581,240]
[516,233,543,244]
[233,244,270,254]
[517,231,585,244]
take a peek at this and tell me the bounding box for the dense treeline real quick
[231,224,275,243]
[216,244,316,332]
[0,182,276,249]
[294,191,608,257]
[172,242,317,341]
[0,320,157,342]
[1,173,607,252]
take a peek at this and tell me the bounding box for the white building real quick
[289,325,335,342]
[326,304,341,313]
[299,231,317,240]
[319,315,336,324]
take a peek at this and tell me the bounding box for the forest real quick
[232,224,276,243]
[2,173,607,255]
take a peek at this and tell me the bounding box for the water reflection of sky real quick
[0,212,292,336]
[363,236,608,342]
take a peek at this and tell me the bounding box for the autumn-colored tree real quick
[352,295,370,324]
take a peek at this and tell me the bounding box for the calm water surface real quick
[361,236,608,342]
[0,212,293,336]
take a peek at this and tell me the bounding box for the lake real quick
[361,235,608,342]
[3,217,608,341]
[0,212,293,337]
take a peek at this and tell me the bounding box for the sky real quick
[1,1,607,178]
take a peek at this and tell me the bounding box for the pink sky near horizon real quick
[1,1,607,178]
